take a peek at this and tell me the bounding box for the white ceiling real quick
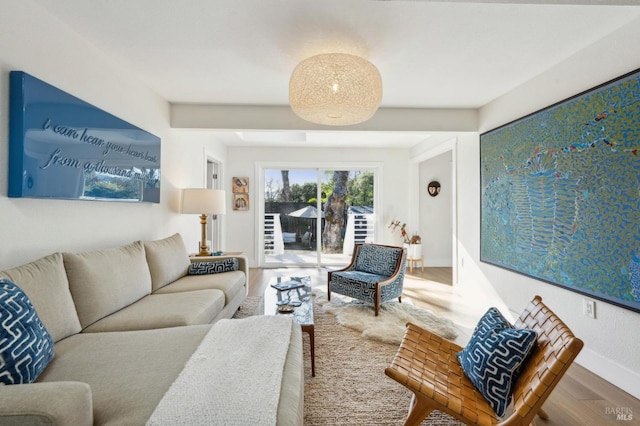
[30,0,640,147]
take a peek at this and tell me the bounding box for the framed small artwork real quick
[232,176,249,211]
[232,193,249,211]
[232,177,249,193]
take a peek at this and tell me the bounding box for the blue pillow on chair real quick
[456,307,537,417]
[188,258,239,275]
[0,278,54,385]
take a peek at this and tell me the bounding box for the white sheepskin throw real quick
[315,290,458,345]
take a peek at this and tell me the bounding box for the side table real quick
[189,252,244,262]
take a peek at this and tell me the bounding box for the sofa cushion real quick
[456,307,537,417]
[82,290,226,333]
[143,233,191,291]
[0,279,54,385]
[0,252,81,342]
[36,325,212,426]
[64,241,152,329]
[188,258,239,275]
[154,271,246,305]
[354,244,402,277]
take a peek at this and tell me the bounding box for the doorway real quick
[206,156,223,253]
[413,138,457,285]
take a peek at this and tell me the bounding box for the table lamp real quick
[181,188,226,256]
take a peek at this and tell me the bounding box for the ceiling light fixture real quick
[289,53,383,126]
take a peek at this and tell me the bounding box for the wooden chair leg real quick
[404,394,433,426]
[537,408,549,420]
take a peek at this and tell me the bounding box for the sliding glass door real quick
[262,165,377,267]
[264,169,320,265]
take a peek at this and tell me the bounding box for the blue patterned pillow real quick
[456,308,537,417]
[0,279,54,385]
[188,258,239,275]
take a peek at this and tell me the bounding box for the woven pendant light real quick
[289,53,383,126]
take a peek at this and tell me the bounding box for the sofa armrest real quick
[189,255,249,282]
[0,381,93,426]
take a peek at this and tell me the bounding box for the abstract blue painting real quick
[480,68,640,313]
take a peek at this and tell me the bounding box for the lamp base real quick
[197,214,210,256]
[195,246,211,257]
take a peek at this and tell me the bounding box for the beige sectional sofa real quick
[0,233,304,425]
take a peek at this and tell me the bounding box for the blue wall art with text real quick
[9,71,161,203]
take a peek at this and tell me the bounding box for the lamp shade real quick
[181,189,226,215]
[289,53,383,126]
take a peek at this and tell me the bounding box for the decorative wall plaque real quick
[9,71,161,203]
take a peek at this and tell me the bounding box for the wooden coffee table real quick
[264,276,315,377]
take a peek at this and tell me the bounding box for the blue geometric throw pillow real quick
[0,278,54,385]
[188,258,239,275]
[456,307,537,417]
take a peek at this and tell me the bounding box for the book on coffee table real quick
[270,280,305,291]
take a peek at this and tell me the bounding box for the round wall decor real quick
[427,181,441,197]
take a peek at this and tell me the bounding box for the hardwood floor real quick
[248,266,640,425]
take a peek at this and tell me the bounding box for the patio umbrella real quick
[288,206,324,248]
[287,205,325,218]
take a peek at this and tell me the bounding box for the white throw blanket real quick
[146,315,294,426]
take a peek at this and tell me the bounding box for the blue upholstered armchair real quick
[327,243,407,316]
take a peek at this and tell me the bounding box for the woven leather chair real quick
[385,296,583,426]
[328,243,406,316]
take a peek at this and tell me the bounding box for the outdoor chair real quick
[301,230,312,248]
[327,243,407,316]
[385,295,584,426]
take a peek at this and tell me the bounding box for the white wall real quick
[224,146,411,266]
[461,16,640,398]
[418,151,452,266]
[0,1,220,269]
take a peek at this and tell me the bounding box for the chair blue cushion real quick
[188,258,239,275]
[456,307,537,417]
[0,278,54,385]
[329,270,404,304]
[354,244,402,277]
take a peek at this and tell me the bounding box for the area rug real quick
[232,296,263,319]
[313,289,458,345]
[303,296,464,425]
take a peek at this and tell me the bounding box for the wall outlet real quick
[583,298,596,319]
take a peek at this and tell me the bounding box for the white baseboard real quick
[576,347,640,399]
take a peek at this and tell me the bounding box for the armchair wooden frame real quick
[327,243,406,316]
[385,296,584,426]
